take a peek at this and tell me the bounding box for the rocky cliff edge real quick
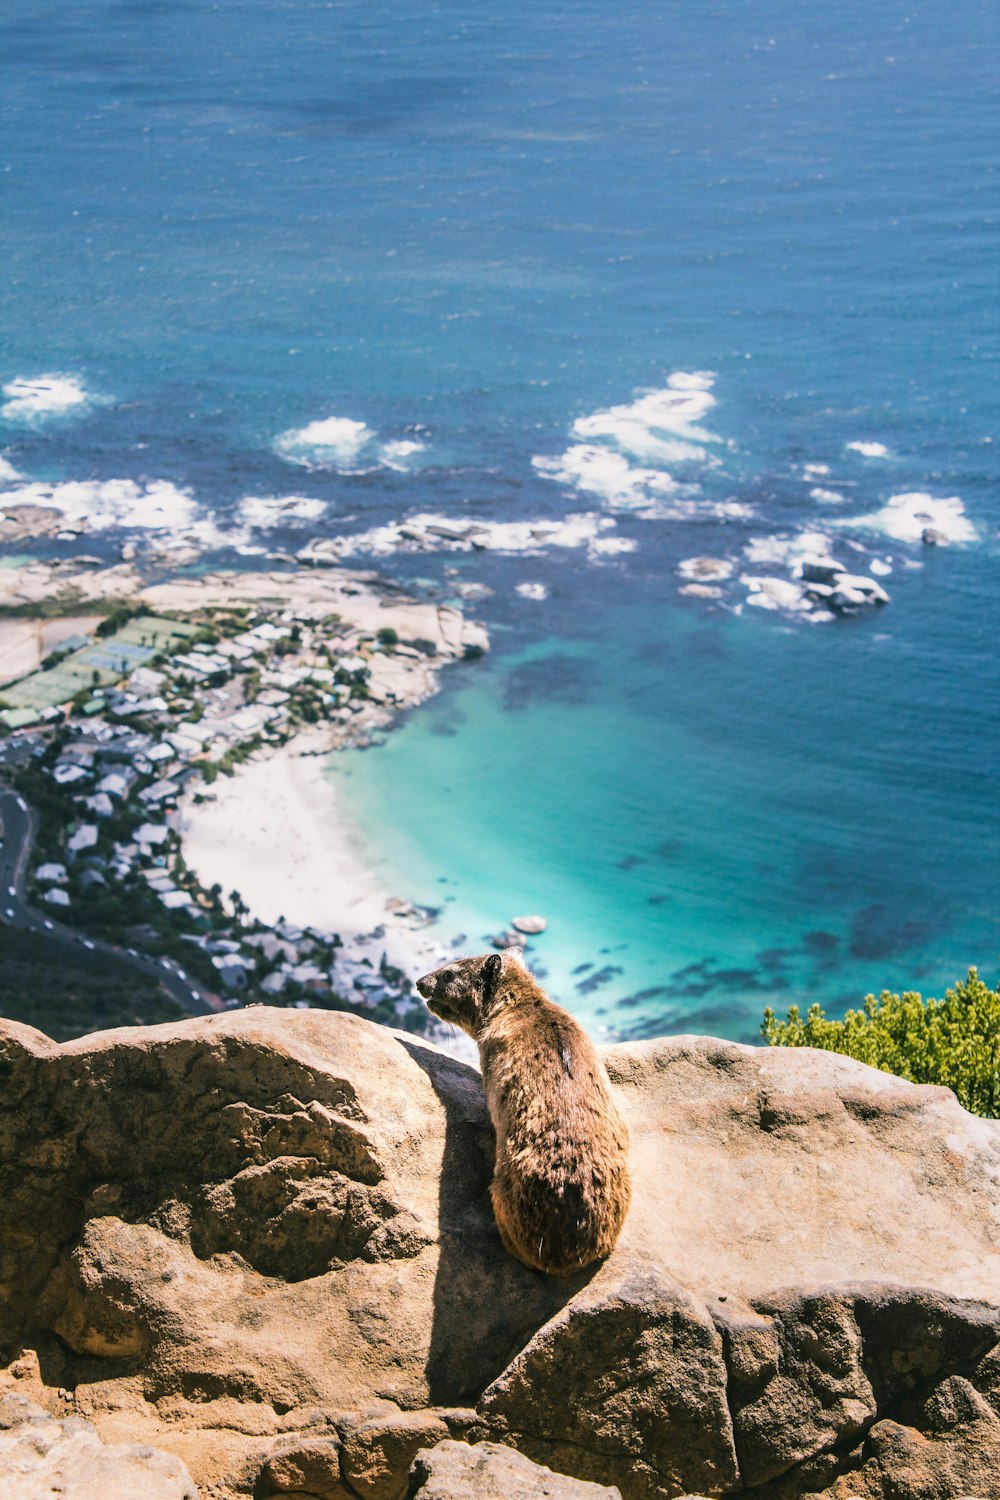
[0,1009,997,1499]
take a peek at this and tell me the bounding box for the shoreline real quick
[179,744,455,993]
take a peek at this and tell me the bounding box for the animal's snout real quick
[415,973,434,999]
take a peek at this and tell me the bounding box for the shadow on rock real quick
[397,1037,595,1406]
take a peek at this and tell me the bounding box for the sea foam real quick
[275,415,428,473]
[379,438,427,470]
[3,476,197,531]
[334,510,624,563]
[845,440,891,459]
[845,491,976,544]
[534,372,723,516]
[238,495,327,527]
[1,374,93,422]
[276,416,374,469]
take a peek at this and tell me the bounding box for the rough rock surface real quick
[407,1439,624,1498]
[0,1010,997,1500]
[0,1391,197,1499]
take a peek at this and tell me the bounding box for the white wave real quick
[571,374,719,463]
[742,530,834,570]
[532,445,678,508]
[810,487,845,504]
[845,440,891,459]
[237,494,327,527]
[1,374,93,422]
[179,516,252,552]
[379,438,427,470]
[741,576,813,614]
[276,415,374,469]
[534,371,725,525]
[677,556,734,582]
[0,456,22,485]
[845,491,976,545]
[869,558,893,576]
[802,463,830,478]
[334,510,623,562]
[515,582,549,601]
[664,371,715,392]
[3,476,197,531]
[588,535,637,557]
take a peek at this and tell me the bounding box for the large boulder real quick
[0,1010,996,1500]
[0,1391,197,1499]
[407,1439,623,1498]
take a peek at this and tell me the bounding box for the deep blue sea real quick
[2,0,997,1041]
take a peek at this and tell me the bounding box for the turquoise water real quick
[336,566,997,1041]
[2,0,997,1038]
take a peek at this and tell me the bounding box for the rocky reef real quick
[0,1009,997,1499]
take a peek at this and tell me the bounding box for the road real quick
[0,787,213,1016]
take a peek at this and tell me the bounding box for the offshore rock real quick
[0,1010,997,1499]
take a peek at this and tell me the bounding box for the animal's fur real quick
[416,952,632,1275]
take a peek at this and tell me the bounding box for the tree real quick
[762,969,1000,1118]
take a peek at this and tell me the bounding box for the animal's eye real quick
[441,969,455,982]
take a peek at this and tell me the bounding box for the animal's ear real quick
[481,952,503,1006]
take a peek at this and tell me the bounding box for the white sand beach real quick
[179,746,452,981]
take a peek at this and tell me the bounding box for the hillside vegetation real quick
[762,967,999,1118]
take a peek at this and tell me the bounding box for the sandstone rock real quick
[0,1392,197,1499]
[341,1412,453,1500]
[258,1433,347,1498]
[0,1012,997,1500]
[408,1439,623,1498]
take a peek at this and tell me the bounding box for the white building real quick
[67,824,98,854]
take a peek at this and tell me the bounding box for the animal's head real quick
[415,951,518,1036]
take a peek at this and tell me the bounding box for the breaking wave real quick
[275,414,428,473]
[1,373,96,423]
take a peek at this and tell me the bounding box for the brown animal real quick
[416,951,631,1275]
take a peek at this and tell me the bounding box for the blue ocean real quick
[2,0,997,1042]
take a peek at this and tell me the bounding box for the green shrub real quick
[761,968,1000,1117]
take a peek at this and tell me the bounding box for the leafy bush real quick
[761,968,999,1117]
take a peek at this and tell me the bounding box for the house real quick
[53,763,89,786]
[138,778,179,805]
[161,890,195,911]
[67,824,98,854]
[36,862,67,884]
[135,823,170,847]
[97,772,132,798]
[212,954,250,991]
[43,888,71,908]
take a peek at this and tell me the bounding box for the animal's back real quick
[482,993,631,1275]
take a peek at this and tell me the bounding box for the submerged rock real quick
[511,915,548,935]
[0,1012,996,1500]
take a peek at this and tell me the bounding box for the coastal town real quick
[0,560,492,1033]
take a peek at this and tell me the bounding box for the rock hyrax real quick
[416,951,631,1275]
